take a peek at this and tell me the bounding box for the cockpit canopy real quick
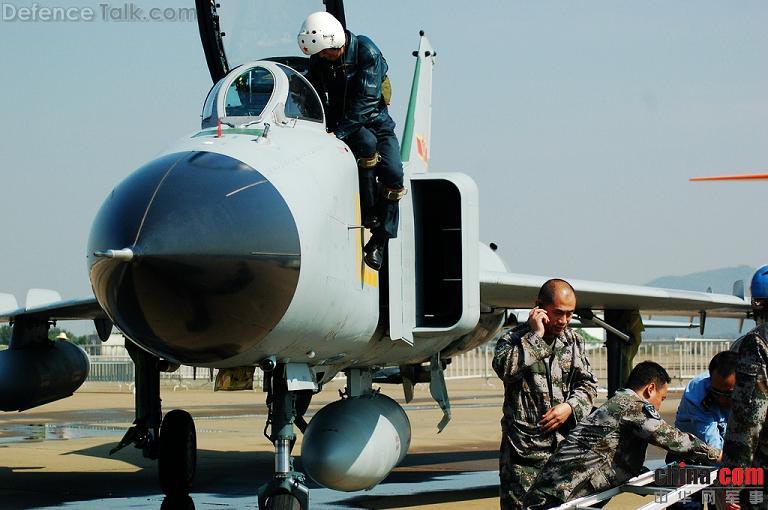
[201,61,323,129]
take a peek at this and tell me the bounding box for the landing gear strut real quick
[257,363,309,510]
[111,341,197,497]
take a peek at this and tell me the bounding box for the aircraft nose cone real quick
[87,151,300,364]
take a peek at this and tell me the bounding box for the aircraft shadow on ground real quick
[397,449,498,468]
[337,486,498,509]
[0,441,499,509]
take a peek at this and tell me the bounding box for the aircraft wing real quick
[480,271,751,318]
[0,296,106,322]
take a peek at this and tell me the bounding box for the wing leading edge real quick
[0,296,106,323]
[480,271,751,318]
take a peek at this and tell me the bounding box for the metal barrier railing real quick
[85,338,734,390]
[87,358,134,382]
[584,339,733,386]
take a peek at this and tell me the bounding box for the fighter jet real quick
[0,1,755,508]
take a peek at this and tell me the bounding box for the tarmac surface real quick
[0,378,680,509]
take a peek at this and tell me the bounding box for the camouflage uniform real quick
[721,324,768,510]
[492,323,598,510]
[524,388,721,509]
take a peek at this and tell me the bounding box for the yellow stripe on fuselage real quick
[355,194,379,288]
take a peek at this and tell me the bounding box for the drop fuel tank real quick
[0,340,90,411]
[301,393,411,492]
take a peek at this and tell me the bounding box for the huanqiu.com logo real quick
[653,463,765,505]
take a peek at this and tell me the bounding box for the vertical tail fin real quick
[400,31,436,175]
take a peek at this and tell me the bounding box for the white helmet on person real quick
[297,11,346,56]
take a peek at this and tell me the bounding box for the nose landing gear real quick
[110,346,314,508]
[110,341,198,499]
[257,363,310,510]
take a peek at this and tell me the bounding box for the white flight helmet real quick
[297,11,346,56]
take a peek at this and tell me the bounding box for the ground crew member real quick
[672,351,737,451]
[668,351,737,510]
[298,11,406,271]
[492,279,598,510]
[524,361,721,510]
[716,265,768,510]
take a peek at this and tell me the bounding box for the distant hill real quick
[643,265,755,339]
[645,265,755,296]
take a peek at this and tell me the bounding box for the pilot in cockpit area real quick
[298,11,407,271]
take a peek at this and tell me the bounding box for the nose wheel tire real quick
[158,409,197,497]
[266,493,302,510]
[160,494,195,510]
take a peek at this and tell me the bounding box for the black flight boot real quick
[363,237,385,271]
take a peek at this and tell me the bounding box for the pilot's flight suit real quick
[307,31,404,252]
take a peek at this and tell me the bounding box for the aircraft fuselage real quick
[87,60,503,375]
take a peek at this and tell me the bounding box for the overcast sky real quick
[0,1,766,321]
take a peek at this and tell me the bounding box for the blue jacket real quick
[307,31,389,140]
[674,372,730,449]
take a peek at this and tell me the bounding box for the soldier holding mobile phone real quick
[492,279,599,510]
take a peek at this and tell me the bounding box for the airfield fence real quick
[85,338,733,391]
[586,338,732,388]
